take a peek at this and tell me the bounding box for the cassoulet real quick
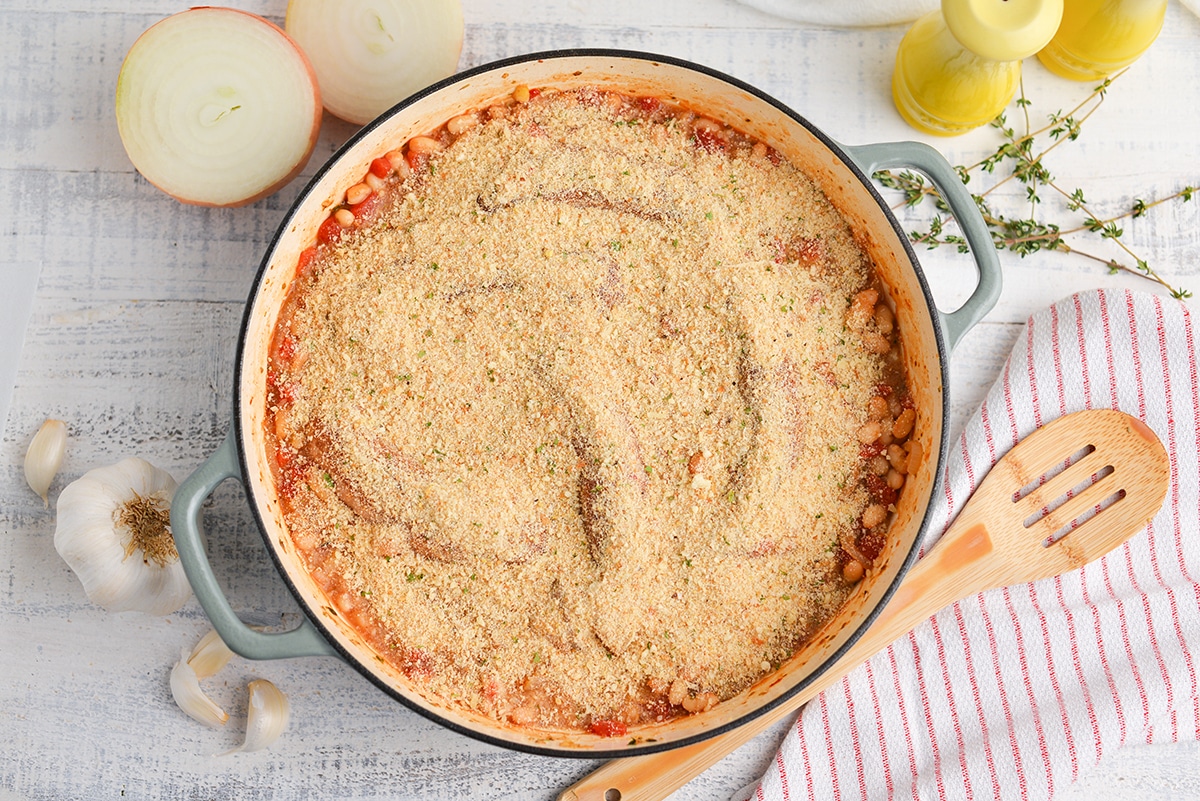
[266,86,918,737]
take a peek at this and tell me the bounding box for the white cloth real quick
[735,0,1198,27]
[734,289,1200,800]
[733,0,936,27]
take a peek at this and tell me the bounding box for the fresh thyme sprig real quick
[874,73,1195,300]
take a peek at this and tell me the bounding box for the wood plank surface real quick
[2,1,1198,799]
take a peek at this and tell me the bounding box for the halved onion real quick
[286,0,464,126]
[115,7,322,207]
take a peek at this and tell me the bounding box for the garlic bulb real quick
[54,457,192,615]
[170,647,229,728]
[25,419,67,506]
[227,679,289,754]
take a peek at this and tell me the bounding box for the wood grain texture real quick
[2,1,1198,799]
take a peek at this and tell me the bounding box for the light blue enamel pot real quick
[171,50,999,759]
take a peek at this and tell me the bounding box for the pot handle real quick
[171,429,339,661]
[842,141,1001,351]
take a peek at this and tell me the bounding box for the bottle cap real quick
[942,0,1064,62]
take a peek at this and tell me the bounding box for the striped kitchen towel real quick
[733,288,1200,800]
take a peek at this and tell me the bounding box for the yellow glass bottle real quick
[892,0,1064,136]
[1037,0,1167,81]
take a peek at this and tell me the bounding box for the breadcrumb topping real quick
[268,89,903,732]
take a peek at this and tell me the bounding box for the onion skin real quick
[115,7,323,207]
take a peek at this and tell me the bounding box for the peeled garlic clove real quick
[187,629,235,679]
[25,419,67,506]
[242,679,290,752]
[223,679,290,754]
[170,648,229,728]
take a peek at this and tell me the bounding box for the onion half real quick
[286,0,464,126]
[115,7,322,207]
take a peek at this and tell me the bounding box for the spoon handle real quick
[557,511,992,801]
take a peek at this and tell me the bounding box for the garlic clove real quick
[187,629,235,679]
[242,679,290,752]
[54,457,192,615]
[25,419,67,506]
[170,648,229,729]
[222,679,290,755]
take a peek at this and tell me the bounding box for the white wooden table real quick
[3,1,1198,798]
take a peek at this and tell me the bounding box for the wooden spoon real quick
[559,409,1170,801]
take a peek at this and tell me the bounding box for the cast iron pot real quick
[172,50,1001,758]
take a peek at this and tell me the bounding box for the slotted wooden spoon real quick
[559,409,1170,801]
